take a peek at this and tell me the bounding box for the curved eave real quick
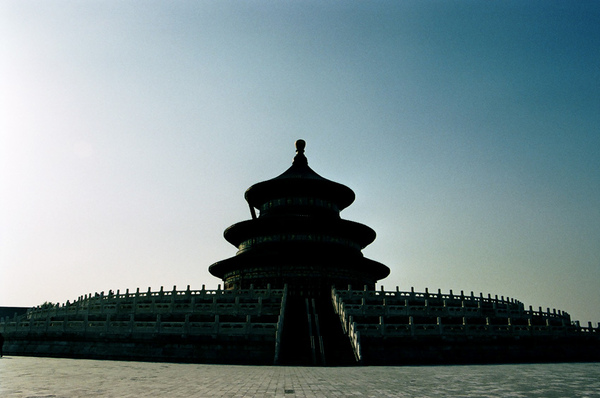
[244,164,355,211]
[208,252,390,281]
[223,217,376,249]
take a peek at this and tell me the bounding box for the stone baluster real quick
[171,286,177,312]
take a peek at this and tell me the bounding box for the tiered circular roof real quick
[244,140,356,212]
[209,139,390,285]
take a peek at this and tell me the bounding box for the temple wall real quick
[3,334,277,364]
[332,286,600,365]
[0,285,286,364]
[2,284,598,365]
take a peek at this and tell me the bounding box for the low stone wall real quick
[4,332,276,364]
[0,285,286,364]
[332,286,600,365]
[358,334,600,365]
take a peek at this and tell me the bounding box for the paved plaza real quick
[1,356,600,397]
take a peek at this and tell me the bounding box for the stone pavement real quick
[1,356,599,397]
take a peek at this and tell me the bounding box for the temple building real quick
[209,139,389,296]
[1,140,599,365]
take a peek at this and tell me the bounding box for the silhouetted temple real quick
[1,140,599,365]
[209,139,389,295]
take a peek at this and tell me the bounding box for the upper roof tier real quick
[244,140,356,212]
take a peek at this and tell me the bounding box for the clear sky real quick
[1,1,599,325]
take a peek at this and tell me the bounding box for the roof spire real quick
[293,139,308,166]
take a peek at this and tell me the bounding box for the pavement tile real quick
[0,357,599,397]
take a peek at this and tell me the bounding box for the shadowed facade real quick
[1,140,598,365]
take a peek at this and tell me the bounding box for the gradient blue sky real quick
[1,1,599,324]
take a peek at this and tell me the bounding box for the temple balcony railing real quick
[331,287,598,342]
[0,315,280,338]
[349,319,598,338]
[332,286,573,322]
[0,284,288,339]
[348,321,362,363]
[10,285,285,322]
[335,286,535,315]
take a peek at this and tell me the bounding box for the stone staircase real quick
[278,295,357,366]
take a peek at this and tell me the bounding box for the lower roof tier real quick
[208,249,390,290]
